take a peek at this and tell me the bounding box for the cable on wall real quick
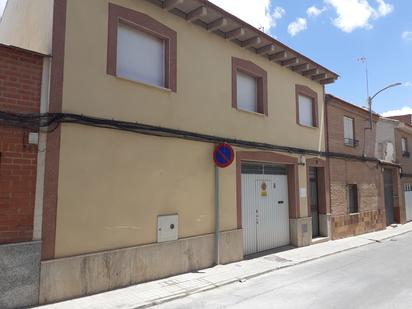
[0,110,401,166]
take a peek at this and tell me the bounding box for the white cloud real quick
[288,18,308,36]
[376,0,394,17]
[324,0,394,33]
[382,107,412,117]
[402,31,412,41]
[404,82,412,87]
[209,0,285,32]
[307,6,327,17]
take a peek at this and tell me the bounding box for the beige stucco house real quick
[0,0,339,304]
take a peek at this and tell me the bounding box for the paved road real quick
[153,232,412,309]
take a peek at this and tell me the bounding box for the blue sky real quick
[211,0,412,116]
[0,0,410,115]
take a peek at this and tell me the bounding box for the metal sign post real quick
[213,143,235,265]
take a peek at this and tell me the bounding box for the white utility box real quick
[157,214,178,243]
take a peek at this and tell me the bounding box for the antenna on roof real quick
[357,56,370,99]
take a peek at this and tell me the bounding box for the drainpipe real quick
[214,165,220,265]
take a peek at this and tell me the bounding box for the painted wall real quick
[54,0,329,257]
[375,118,398,162]
[0,0,53,55]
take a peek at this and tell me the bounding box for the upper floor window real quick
[402,137,410,157]
[343,116,358,147]
[232,57,267,115]
[236,71,258,112]
[107,4,177,91]
[117,22,165,87]
[296,85,318,128]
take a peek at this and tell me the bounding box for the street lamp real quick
[367,82,402,129]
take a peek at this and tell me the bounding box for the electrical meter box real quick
[157,214,178,243]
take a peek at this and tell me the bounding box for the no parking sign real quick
[213,143,235,168]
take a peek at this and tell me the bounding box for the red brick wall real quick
[0,45,43,243]
[326,96,386,238]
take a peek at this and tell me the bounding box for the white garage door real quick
[405,184,412,222]
[241,163,290,256]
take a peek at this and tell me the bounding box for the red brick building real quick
[0,44,44,244]
[325,95,386,239]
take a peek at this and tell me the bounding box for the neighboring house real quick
[0,0,339,305]
[388,115,412,222]
[375,117,406,225]
[325,95,385,239]
[0,44,47,309]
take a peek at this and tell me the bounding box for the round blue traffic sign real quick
[213,143,235,168]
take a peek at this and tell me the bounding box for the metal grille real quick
[241,162,287,175]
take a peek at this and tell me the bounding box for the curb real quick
[134,227,412,309]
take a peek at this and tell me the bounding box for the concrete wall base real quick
[39,229,243,305]
[0,241,41,309]
[319,214,331,238]
[290,217,312,247]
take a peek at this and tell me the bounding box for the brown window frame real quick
[107,3,177,92]
[232,57,268,115]
[347,184,359,214]
[295,85,318,127]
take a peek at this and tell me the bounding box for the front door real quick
[241,163,290,256]
[309,167,320,237]
[383,169,394,225]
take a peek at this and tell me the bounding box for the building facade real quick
[375,117,406,225]
[389,115,412,222]
[0,0,339,305]
[325,95,386,239]
[0,44,46,309]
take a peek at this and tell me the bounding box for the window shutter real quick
[298,95,313,126]
[344,117,354,140]
[402,138,407,152]
[117,23,165,87]
[236,72,258,113]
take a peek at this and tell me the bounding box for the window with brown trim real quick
[232,57,268,115]
[107,3,177,91]
[295,85,318,127]
[347,184,359,214]
[401,137,410,157]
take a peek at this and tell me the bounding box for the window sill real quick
[235,107,266,117]
[349,212,360,216]
[297,123,318,129]
[114,74,172,93]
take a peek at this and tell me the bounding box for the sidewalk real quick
[38,223,412,309]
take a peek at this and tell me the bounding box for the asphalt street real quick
[153,232,412,309]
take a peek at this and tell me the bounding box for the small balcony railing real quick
[403,151,410,158]
[344,138,359,148]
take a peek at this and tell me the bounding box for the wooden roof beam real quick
[292,63,310,73]
[256,44,275,55]
[312,73,327,81]
[320,77,337,85]
[269,51,287,61]
[302,68,319,77]
[281,57,299,67]
[163,0,184,11]
[207,17,228,32]
[225,27,245,40]
[241,36,262,48]
[186,6,207,22]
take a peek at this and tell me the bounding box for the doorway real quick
[383,169,394,225]
[309,167,320,237]
[241,163,290,256]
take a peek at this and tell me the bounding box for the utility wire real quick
[0,110,399,166]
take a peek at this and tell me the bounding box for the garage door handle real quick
[278,201,284,204]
